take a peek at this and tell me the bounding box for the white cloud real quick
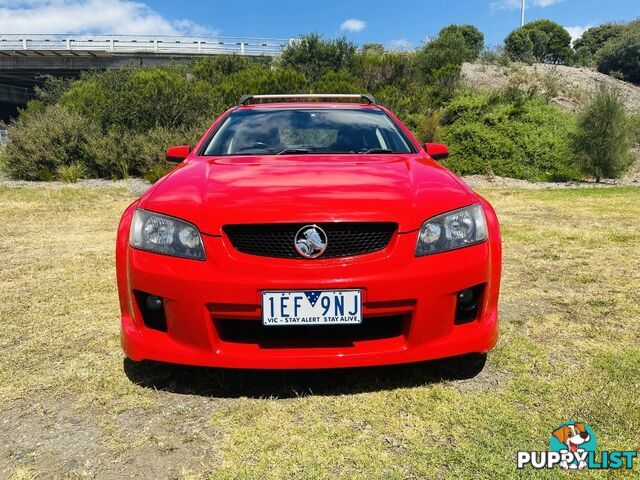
[0,0,217,36]
[340,18,366,33]
[490,0,564,11]
[387,38,413,51]
[565,25,590,43]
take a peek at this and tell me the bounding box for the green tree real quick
[416,26,481,80]
[597,27,640,84]
[574,23,625,66]
[439,24,485,58]
[505,20,572,64]
[504,29,535,63]
[573,87,635,181]
[281,34,357,83]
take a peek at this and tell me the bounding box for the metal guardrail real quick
[0,34,295,56]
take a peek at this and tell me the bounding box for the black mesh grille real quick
[223,222,397,259]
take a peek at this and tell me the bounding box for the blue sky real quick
[150,0,638,46]
[1,0,638,47]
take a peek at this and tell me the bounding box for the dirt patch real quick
[0,395,225,479]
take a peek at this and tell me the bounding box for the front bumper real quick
[116,203,501,370]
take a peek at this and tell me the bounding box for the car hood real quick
[142,154,473,235]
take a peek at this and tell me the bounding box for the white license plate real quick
[262,290,362,326]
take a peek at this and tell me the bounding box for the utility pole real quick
[520,0,526,27]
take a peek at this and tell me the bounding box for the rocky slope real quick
[461,62,640,113]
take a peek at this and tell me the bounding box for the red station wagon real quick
[116,94,502,369]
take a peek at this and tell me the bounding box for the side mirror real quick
[165,145,190,163]
[425,143,449,161]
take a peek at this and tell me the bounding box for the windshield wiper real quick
[363,148,393,154]
[276,148,311,155]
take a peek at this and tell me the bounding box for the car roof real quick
[234,102,382,111]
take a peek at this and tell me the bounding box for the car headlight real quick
[129,209,205,260]
[415,204,487,256]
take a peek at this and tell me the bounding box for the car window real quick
[203,108,414,156]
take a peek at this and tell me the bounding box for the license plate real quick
[262,290,362,326]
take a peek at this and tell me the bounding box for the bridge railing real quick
[0,34,294,56]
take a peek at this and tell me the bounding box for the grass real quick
[0,186,639,479]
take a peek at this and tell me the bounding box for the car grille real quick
[223,222,397,259]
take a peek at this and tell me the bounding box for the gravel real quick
[0,173,152,196]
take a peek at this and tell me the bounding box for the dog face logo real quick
[294,225,327,259]
[550,422,597,470]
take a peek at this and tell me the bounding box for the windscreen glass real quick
[203,108,414,156]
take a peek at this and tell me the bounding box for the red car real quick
[116,94,501,369]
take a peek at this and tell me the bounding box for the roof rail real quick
[238,93,376,106]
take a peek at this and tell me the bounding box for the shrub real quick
[218,66,308,105]
[86,126,204,180]
[312,70,362,93]
[60,68,219,132]
[572,87,635,181]
[57,163,86,183]
[505,20,572,64]
[354,50,415,92]
[1,105,98,180]
[440,90,579,181]
[597,28,640,84]
[192,55,272,85]
[478,47,512,67]
[281,34,357,83]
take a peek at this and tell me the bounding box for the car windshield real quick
[203,108,414,156]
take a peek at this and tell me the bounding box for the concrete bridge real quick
[0,34,294,120]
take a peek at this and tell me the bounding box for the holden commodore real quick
[116,94,501,369]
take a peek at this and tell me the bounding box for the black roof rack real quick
[238,93,376,106]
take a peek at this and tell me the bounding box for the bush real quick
[218,66,308,105]
[1,105,98,180]
[440,90,579,181]
[86,126,204,180]
[57,163,86,183]
[281,34,357,83]
[192,55,272,85]
[572,87,635,181]
[354,50,415,92]
[312,70,362,93]
[60,68,219,132]
[505,20,572,64]
[597,28,640,84]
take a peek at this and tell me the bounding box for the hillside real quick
[461,62,640,113]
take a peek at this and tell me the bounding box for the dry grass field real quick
[0,185,639,479]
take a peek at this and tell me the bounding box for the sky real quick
[0,0,638,48]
